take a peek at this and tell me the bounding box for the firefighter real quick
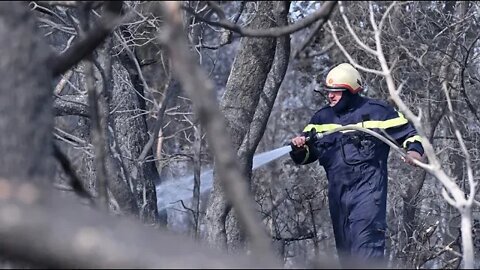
[289,63,424,266]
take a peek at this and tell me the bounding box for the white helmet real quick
[325,63,363,94]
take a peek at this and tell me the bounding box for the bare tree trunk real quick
[108,58,160,224]
[82,8,110,209]
[232,0,291,252]
[205,1,278,251]
[98,36,144,218]
[159,1,280,264]
[0,1,55,184]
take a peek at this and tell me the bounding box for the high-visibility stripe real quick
[303,111,408,133]
[303,123,341,133]
[301,145,310,164]
[402,135,422,148]
[362,112,408,129]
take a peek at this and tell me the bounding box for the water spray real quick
[156,145,292,211]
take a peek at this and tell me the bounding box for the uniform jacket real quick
[290,95,424,186]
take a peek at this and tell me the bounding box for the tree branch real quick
[137,80,178,162]
[338,1,377,56]
[272,232,315,242]
[50,1,123,77]
[183,1,338,38]
[0,179,276,268]
[459,33,480,123]
[52,142,94,203]
[328,20,384,75]
[53,94,89,117]
[292,18,329,60]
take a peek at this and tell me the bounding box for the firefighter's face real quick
[328,91,343,106]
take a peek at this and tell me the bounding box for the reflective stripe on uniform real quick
[303,111,408,133]
[402,135,422,148]
[303,123,342,133]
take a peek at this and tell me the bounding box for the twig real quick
[137,80,178,162]
[173,199,195,217]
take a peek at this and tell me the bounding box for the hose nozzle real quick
[305,128,323,142]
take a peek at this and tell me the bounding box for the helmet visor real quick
[322,85,349,92]
[314,85,348,93]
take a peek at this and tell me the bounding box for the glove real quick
[289,137,309,164]
[289,141,302,151]
[305,128,318,146]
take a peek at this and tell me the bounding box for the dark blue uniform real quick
[290,95,423,265]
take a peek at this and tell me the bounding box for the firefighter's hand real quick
[403,150,423,166]
[291,136,307,148]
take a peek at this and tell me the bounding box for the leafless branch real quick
[374,1,475,267]
[459,33,480,123]
[292,17,330,60]
[232,1,246,24]
[138,80,178,161]
[51,1,123,76]
[53,127,91,150]
[272,232,315,242]
[338,1,377,56]
[327,20,384,75]
[53,94,89,117]
[173,199,195,217]
[206,1,226,20]
[36,1,79,8]
[183,1,337,38]
[113,29,158,108]
[30,1,72,26]
[52,142,94,203]
[0,179,276,268]
[54,70,74,95]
